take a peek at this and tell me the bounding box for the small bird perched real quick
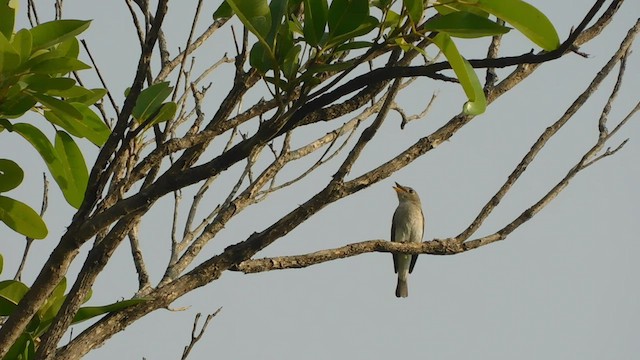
[391,182,425,298]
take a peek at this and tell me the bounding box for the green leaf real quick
[0,31,21,74]
[0,195,48,238]
[282,44,301,80]
[48,86,106,105]
[73,298,150,324]
[70,87,107,105]
[327,0,369,41]
[43,110,83,138]
[0,0,17,38]
[29,56,91,74]
[19,48,60,71]
[249,41,275,73]
[0,280,29,315]
[0,158,23,192]
[71,103,110,146]
[324,15,377,49]
[4,121,60,166]
[288,15,303,35]
[83,289,93,304]
[32,279,70,338]
[275,22,295,61]
[394,37,428,57]
[30,19,91,50]
[460,59,485,115]
[423,11,510,38]
[25,74,77,92]
[476,0,559,50]
[44,104,110,147]
[403,0,424,25]
[303,0,328,46]
[382,9,401,30]
[431,33,486,115]
[132,81,173,122]
[371,0,390,9]
[435,2,489,17]
[33,93,83,120]
[11,28,32,63]
[0,92,36,117]
[4,121,82,209]
[4,333,35,360]
[226,0,271,40]
[55,131,87,208]
[213,1,233,20]
[148,101,177,126]
[37,278,67,326]
[56,36,80,58]
[0,253,3,275]
[267,0,288,45]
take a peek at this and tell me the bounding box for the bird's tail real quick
[395,277,408,298]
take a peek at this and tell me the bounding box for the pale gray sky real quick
[3,1,639,359]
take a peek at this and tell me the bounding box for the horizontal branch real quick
[231,239,463,274]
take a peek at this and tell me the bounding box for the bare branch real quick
[128,222,151,291]
[484,19,504,91]
[81,39,121,119]
[172,0,205,102]
[124,0,145,47]
[14,173,49,281]
[456,18,639,243]
[233,240,462,273]
[394,91,437,129]
[156,20,229,82]
[45,2,630,359]
[181,308,222,360]
[0,0,172,354]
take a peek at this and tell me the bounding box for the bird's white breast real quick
[392,202,424,243]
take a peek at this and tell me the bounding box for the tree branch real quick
[180,308,222,360]
[50,1,628,358]
[0,1,171,356]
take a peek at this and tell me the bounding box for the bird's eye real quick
[408,189,414,193]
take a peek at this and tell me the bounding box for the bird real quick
[391,182,425,298]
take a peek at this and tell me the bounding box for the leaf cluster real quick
[0,270,146,360]
[215,0,559,114]
[0,2,109,238]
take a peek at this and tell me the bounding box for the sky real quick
[2,1,639,359]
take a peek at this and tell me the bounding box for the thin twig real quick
[172,0,204,102]
[81,40,121,119]
[484,19,504,91]
[26,0,40,26]
[125,0,145,47]
[14,174,49,281]
[455,20,639,243]
[181,308,222,360]
[128,223,151,291]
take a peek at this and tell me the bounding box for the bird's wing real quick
[420,206,425,239]
[409,207,424,274]
[409,254,418,274]
[391,208,398,273]
[391,209,398,242]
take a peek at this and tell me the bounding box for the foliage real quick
[0,272,147,360]
[0,0,633,359]
[0,0,109,239]
[216,0,558,114]
[0,2,147,358]
[126,81,177,128]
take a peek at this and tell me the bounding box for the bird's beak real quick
[393,182,406,193]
